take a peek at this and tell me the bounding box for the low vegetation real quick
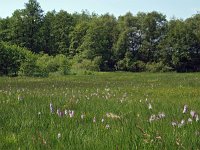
[1,72,200,149]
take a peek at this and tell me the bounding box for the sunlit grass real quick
[1,72,200,149]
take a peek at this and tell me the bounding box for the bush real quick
[131,61,146,72]
[19,53,71,77]
[18,53,38,76]
[146,62,173,72]
[71,55,100,73]
[0,42,32,76]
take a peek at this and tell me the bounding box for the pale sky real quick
[0,0,200,20]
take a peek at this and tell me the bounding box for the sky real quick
[0,0,200,20]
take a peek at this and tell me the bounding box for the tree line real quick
[0,0,200,76]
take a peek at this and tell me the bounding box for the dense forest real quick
[0,0,200,76]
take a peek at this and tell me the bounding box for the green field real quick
[1,72,200,149]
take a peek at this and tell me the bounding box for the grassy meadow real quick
[1,72,200,149]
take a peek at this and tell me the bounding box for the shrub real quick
[131,61,146,72]
[0,42,32,76]
[146,62,173,72]
[19,53,71,77]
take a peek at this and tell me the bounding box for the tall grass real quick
[1,72,200,149]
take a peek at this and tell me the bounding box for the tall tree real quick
[10,0,43,53]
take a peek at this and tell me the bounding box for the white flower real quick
[38,112,41,115]
[181,119,185,125]
[93,117,96,123]
[188,118,192,124]
[57,133,61,139]
[50,103,54,113]
[101,118,104,123]
[158,112,165,119]
[171,122,177,127]
[81,114,85,119]
[149,114,156,123]
[69,110,74,118]
[195,114,199,122]
[57,109,60,116]
[178,119,185,128]
[148,103,152,110]
[64,109,68,116]
[105,124,110,129]
[182,105,188,114]
[190,110,196,118]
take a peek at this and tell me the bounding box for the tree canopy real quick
[0,0,200,75]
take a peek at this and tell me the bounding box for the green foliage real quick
[146,62,173,72]
[0,0,200,72]
[0,42,32,76]
[19,54,71,77]
[71,55,100,72]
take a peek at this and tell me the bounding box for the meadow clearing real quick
[1,72,200,149]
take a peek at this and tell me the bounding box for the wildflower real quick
[105,124,110,129]
[178,119,185,128]
[101,118,104,123]
[38,112,41,115]
[190,110,196,118]
[181,119,185,125]
[158,112,165,119]
[148,103,152,110]
[195,114,199,122]
[93,117,96,123]
[81,114,85,119]
[69,110,74,118]
[149,114,156,123]
[57,109,62,117]
[171,121,177,127]
[187,118,192,124]
[57,133,61,139]
[64,109,68,116]
[50,103,54,113]
[182,105,188,114]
